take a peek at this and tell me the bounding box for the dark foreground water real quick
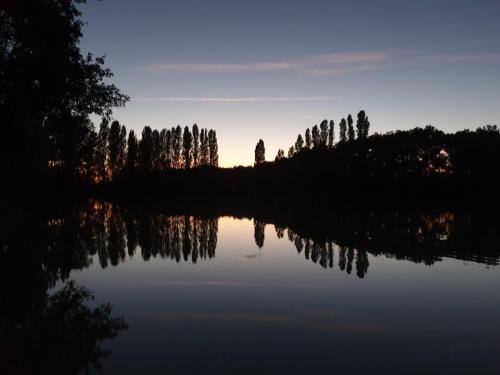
[1,201,499,374]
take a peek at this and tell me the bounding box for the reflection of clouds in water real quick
[133,280,338,289]
[142,312,383,334]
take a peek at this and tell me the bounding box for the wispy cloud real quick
[132,96,339,103]
[131,50,396,75]
[421,52,500,63]
[132,50,500,76]
[134,62,297,74]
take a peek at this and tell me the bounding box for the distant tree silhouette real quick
[126,130,138,171]
[183,126,193,169]
[172,125,182,168]
[192,124,200,167]
[255,139,265,165]
[96,119,110,181]
[108,121,125,177]
[275,149,285,161]
[347,114,355,141]
[305,128,312,149]
[356,110,370,140]
[320,120,329,146]
[152,129,161,170]
[288,146,295,158]
[339,118,347,142]
[312,125,321,148]
[164,129,172,168]
[208,130,219,167]
[328,120,335,147]
[200,128,209,165]
[139,126,153,170]
[295,134,304,152]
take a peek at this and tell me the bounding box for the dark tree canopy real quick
[0,0,129,179]
[275,149,285,161]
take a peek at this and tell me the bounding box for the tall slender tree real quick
[152,129,161,170]
[139,126,153,170]
[295,134,304,152]
[183,126,193,169]
[312,125,321,148]
[347,114,355,141]
[356,110,370,139]
[96,119,110,181]
[320,120,329,146]
[339,118,347,142]
[108,120,123,176]
[172,125,182,168]
[356,110,368,140]
[200,128,209,166]
[126,130,138,170]
[288,146,295,158]
[208,130,218,167]
[255,139,265,165]
[164,129,172,168]
[305,128,312,149]
[192,124,199,167]
[328,120,335,147]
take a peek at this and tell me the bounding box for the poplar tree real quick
[255,139,265,165]
[328,120,335,147]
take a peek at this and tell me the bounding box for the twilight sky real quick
[80,0,500,166]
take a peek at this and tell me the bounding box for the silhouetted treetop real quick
[255,139,265,165]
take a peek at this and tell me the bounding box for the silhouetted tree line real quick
[264,111,370,163]
[94,121,219,182]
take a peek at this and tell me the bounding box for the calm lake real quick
[1,201,499,374]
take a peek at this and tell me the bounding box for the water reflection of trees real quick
[0,209,127,374]
[0,281,127,374]
[260,210,498,277]
[1,202,498,284]
[71,201,220,269]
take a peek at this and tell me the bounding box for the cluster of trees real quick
[93,121,219,182]
[260,110,371,164]
[1,0,129,183]
[1,0,222,187]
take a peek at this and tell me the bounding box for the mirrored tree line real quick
[252,210,499,278]
[285,227,370,278]
[81,201,219,267]
[255,220,369,278]
[2,203,498,286]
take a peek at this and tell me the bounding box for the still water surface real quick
[1,202,499,374]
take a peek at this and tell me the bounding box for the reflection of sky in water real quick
[67,216,500,375]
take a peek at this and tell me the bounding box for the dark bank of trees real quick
[0,0,128,185]
[267,110,370,163]
[95,121,219,182]
[2,0,500,204]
